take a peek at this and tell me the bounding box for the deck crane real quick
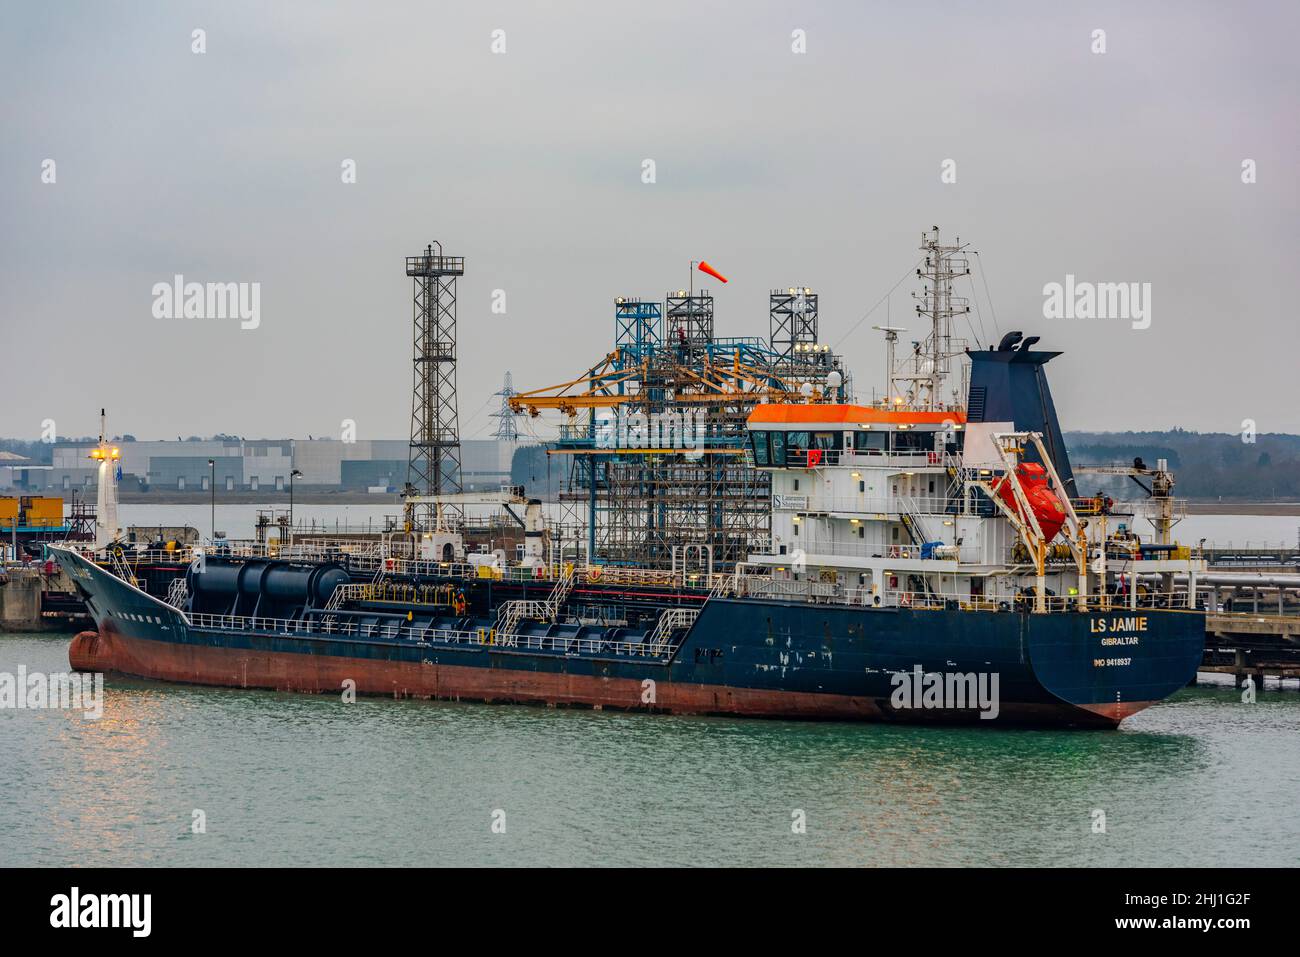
[1074,458,1180,546]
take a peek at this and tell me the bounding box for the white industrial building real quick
[16,438,521,493]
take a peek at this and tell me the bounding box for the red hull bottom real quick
[1074,700,1155,722]
[70,630,1132,728]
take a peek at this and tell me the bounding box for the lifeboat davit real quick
[996,462,1067,543]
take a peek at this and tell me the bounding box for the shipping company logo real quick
[151,275,261,330]
[595,410,707,453]
[0,667,103,719]
[1042,274,1151,330]
[890,665,1000,719]
[50,887,151,938]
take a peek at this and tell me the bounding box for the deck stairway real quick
[108,549,142,589]
[319,582,348,629]
[707,575,734,599]
[898,495,931,547]
[647,607,699,655]
[493,563,578,646]
[165,577,188,608]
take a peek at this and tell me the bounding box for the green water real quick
[1,633,1296,867]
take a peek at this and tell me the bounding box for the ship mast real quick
[871,324,906,406]
[903,227,972,411]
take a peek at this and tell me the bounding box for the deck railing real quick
[781,449,943,470]
[184,611,674,659]
[81,541,1204,618]
[771,495,962,516]
[706,573,1199,614]
[751,539,987,563]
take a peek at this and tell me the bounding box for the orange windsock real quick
[698,261,728,284]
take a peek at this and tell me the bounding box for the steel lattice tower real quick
[665,291,713,356]
[405,242,465,528]
[491,371,520,442]
[769,287,819,362]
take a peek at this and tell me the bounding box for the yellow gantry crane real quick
[508,349,828,418]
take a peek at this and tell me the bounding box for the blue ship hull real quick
[54,547,1203,728]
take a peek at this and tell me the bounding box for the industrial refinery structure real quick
[371,238,862,569]
[507,279,852,569]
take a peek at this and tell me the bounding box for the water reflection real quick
[1,634,1295,867]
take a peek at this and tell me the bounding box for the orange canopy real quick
[747,404,967,427]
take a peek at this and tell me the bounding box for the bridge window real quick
[854,431,887,452]
[892,431,928,452]
[786,431,808,459]
[749,431,770,466]
[771,430,787,466]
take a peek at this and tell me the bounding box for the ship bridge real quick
[743,403,993,594]
[745,403,967,470]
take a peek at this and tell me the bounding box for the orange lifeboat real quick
[996,462,1066,543]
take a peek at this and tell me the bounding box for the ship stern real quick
[1026,607,1204,726]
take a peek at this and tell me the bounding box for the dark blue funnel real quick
[966,335,1075,496]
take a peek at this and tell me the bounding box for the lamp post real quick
[208,459,215,543]
[289,469,302,548]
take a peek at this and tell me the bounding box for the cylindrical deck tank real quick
[189,558,349,611]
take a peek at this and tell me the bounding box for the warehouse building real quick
[16,438,521,493]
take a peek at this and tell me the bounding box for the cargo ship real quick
[53,326,1206,728]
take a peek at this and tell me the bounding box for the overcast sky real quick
[2,0,1296,443]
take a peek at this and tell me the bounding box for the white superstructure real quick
[743,400,1204,613]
